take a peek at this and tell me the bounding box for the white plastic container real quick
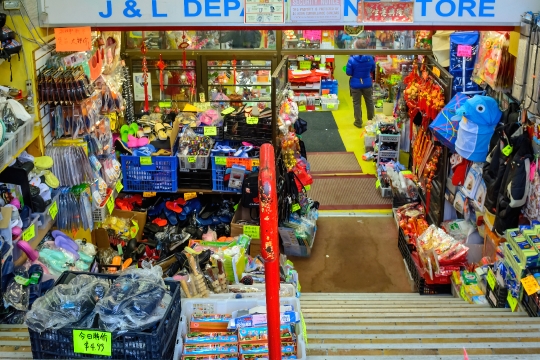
[173,297,306,360]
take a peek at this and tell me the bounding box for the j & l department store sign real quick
[38,0,540,27]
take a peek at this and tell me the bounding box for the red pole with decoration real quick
[258,143,281,359]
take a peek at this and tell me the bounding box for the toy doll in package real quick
[472,31,506,88]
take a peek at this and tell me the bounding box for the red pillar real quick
[258,143,281,359]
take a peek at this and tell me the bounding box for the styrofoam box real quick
[173,297,306,360]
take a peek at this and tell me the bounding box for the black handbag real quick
[294,117,308,135]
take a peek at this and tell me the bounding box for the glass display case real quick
[282,30,432,51]
[206,59,273,110]
[131,60,197,110]
[126,31,277,50]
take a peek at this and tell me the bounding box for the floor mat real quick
[308,175,392,210]
[307,152,362,174]
[289,217,411,293]
[299,111,346,152]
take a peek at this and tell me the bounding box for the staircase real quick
[301,292,540,359]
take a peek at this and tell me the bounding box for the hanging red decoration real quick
[179,31,190,69]
[231,57,237,85]
[156,54,167,92]
[141,35,149,112]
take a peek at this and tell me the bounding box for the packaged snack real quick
[183,355,239,360]
[239,342,296,355]
[191,314,232,331]
[228,312,300,330]
[183,343,238,355]
[186,332,239,344]
[241,355,297,360]
[461,271,478,285]
[238,325,294,343]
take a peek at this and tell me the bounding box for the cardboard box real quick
[231,205,260,238]
[92,210,147,250]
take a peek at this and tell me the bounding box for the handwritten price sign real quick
[55,27,92,52]
[73,330,112,356]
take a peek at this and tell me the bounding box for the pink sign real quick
[303,30,322,41]
[457,45,473,57]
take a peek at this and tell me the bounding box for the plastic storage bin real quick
[121,155,178,192]
[35,192,61,229]
[223,113,273,142]
[321,101,339,111]
[178,154,210,171]
[28,271,181,360]
[173,297,306,360]
[211,141,259,193]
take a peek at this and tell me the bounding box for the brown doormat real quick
[308,175,392,210]
[308,152,362,174]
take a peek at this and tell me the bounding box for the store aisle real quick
[290,217,411,293]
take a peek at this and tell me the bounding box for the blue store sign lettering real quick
[416,0,496,18]
[98,0,244,19]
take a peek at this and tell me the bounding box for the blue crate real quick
[211,141,258,193]
[121,155,178,192]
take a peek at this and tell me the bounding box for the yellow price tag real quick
[300,312,308,345]
[487,268,497,290]
[130,220,139,239]
[252,159,260,167]
[106,196,115,215]
[247,117,259,125]
[184,192,197,201]
[187,156,196,163]
[115,180,123,193]
[375,179,381,189]
[521,275,540,296]
[222,107,235,115]
[143,192,156,197]
[299,105,307,112]
[215,157,227,166]
[140,157,152,166]
[326,103,335,109]
[204,126,217,136]
[432,66,441,77]
[22,224,35,241]
[244,225,260,239]
[304,185,311,191]
[49,201,58,220]
[507,292,518,312]
[73,330,112,356]
[292,203,301,212]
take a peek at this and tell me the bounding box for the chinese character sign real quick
[361,1,414,23]
[55,27,92,52]
[73,330,112,356]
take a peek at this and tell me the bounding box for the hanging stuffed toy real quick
[454,95,502,162]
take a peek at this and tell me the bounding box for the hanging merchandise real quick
[512,12,535,101]
[472,31,507,89]
[140,39,150,112]
[449,31,480,95]
[454,95,502,162]
[121,65,135,124]
[429,92,470,152]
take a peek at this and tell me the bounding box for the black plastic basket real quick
[178,168,213,190]
[485,282,508,309]
[520,267,540,317]
[223,113,272,142]
[398,228,451,296]
[28,271,181,360]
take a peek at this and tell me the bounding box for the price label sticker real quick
[49,201,58,220]
[140,157,152,166]
[22,224,35,241]
[222,107,235,115]
[184,192,197,201]
[304,185,311,191]
[502,145,513,156]
[130,220,139,239]
[375,179,381,189]
[73,330,112,356]
[432,66,441,77]
[326,103,335,109]
[252,159,260,167]
[246,117,259,125]
[507,292,518,312]
[115,180,123,193]
[244,225,260,239]
[107,196,115,215]
[292,203,301,212]
[158,101,172,108]
[204,126,217,136]
[487,268,497,290]
[187,156,197,163]
[457,44,473,57]
[143,192,156,197]
[215,157,227,166]
[299,105,307,112]
[521,275,540,295]
[300,312,308,345]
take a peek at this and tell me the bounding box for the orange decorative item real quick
[156,54,167,92]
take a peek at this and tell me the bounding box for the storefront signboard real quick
[38,0,539,27]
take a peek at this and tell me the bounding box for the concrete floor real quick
[290,216,412,293]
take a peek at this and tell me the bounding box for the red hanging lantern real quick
[179,31,190,69]
[141,36,149,112]
[156,54,167,92]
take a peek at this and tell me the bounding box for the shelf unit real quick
[377,121,401,198]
